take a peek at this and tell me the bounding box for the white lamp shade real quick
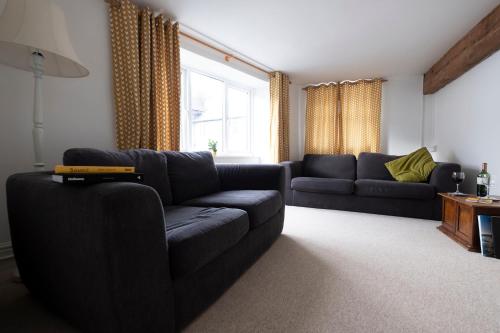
[0,0,89,77]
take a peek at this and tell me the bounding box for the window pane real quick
[227,87,249,118]
[190,72,224,122]
[192,120,223,151]
[226,117,248,152]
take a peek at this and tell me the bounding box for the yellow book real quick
[54,165,135,174]
[465,197,494,204]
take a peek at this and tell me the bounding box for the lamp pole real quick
[31,51,45,170]
[0,0,89,169]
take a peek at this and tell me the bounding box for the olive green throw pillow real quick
[385,147,437,182]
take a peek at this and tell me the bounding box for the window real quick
[181,68,252,155]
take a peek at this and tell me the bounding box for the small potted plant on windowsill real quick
[208,139,218,157]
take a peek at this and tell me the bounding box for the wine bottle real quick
[477,163,490,197]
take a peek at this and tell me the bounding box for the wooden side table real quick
[438,193,500,252]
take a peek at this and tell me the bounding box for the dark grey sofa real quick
[6,149,285,333]
[281,153,460,220]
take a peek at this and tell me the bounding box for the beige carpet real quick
[185,206,500,333]
[1,206,500,332]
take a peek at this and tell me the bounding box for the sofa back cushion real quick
[63,148,173,205]
[357,152,399,180]
[303,154,356,180]
[162,151,220,203]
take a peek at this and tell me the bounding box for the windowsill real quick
[213,154,262,164]
[215,154,254,158]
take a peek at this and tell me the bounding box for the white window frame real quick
[181,66,254,156]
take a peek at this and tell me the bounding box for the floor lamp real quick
[0,0,89,170]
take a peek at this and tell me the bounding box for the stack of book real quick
[465,196,499,204]
[52,165,144,185]
[477,215,500,258]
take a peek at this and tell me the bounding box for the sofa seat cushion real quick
[182,190,282,229]
[291,177,354,195]
[165,206,249,279]
[355,179,435,200]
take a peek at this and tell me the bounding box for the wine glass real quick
[451,171,466,195]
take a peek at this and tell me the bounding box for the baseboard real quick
[0,242,13,260]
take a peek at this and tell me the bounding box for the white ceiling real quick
[136,0,500,84]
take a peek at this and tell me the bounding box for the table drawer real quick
[442,198,457,233]
[455,204,474,244]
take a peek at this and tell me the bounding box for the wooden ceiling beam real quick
[423,5,500,95]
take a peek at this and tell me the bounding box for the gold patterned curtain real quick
[269,72,290,163]
[304,85,340,154]
[304,79,382,157]
[339,80,382,156]
[109,0,180,151]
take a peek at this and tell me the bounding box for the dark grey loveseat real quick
[281,152,460,220]
[6,149,285,333]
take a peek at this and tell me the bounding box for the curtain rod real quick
[178,31,271,76]
[302,78,387,90]
[104,0,273,77]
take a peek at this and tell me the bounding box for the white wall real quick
[429,51,500,195]
[422,93,436,149]
[289,83,303,160]
[0,0,115,245]
[381,76,425,155]
[291,75,426,160]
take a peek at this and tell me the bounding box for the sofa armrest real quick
[6,172,175,333]
[429,162,461,193]
[280,161,303,205]
[215,164,285,203]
